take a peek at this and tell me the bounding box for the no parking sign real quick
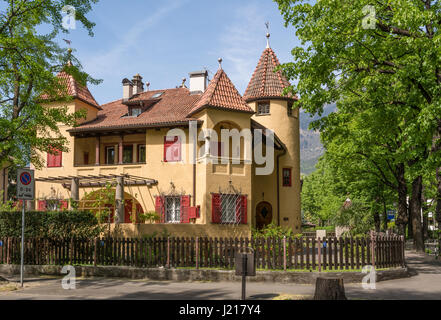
[17,169,34,200]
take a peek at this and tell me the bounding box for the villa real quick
[33,35,301,238]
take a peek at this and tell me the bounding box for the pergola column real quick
[71,178,79,210]
[95,136,100,165]
[118,135,124,164]
[115,176,124,224]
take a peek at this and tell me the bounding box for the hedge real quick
[0,210,104,238]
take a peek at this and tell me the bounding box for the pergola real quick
[36,174,158,223]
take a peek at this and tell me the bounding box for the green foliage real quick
[0,210,104,238]
[83,183,115,224]
[252,223,297,239]
[0,0,101,168]
[138,211,160,224]
[333,200,375,236]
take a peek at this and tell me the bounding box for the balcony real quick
[74,135,146,168]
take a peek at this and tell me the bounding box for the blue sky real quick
[59,0,301,105]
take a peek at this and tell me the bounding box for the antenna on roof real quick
[265,22,270,49]
[181,78,187,88]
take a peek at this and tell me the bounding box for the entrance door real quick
[256,201,273,229]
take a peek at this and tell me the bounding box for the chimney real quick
[122,78,133,101]
[132,74,144,95]
[189,70,208,94]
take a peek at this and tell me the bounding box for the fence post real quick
[371,231,376,268]
[317,237,322,272]
[401,235,405,267]
[167,237,170,268]
[195,237,199,270]
[283,236,287,272]
[6,238,10,265]
[93,238,97,267]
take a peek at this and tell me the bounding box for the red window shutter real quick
[60,200,68,211]
[38,200,47,211]
[155,196,165,223]
[47,148,62,167]
[211,194,221,224]
[164,136,181,162]
[238,195,247,224]
[180,195,191,223]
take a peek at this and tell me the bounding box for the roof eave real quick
[187,104,255,117]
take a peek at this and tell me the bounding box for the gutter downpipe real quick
[276,148,287,227]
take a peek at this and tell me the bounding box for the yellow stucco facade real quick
[33,47,301,238]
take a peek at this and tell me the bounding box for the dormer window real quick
[257,101,270,115]
[130,107,142,117]
[151,92,164,99]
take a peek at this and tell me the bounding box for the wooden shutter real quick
[164,136,181,162]
[211,194,221,224]
[240,195,247,224]
[38,200,47,212]
[155,196,165,223]
[180,195,191,224]
[60,200,69,211]
[47,148,62,167]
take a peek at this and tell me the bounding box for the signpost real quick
[16,168,34,288]
[387,210,396,221]
[235,248,256,300]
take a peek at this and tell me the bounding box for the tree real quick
[0,0,100,168]
[275,0,441,251]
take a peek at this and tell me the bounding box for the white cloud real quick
[83,0,185,77]
[218,4,267,94]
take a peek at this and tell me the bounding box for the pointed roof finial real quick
[265,22,270,48]
[218,58,223,69]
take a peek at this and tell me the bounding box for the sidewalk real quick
[0,251,439,300]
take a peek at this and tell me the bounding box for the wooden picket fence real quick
[0,235,405,271]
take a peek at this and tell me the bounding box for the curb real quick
[0,265,410,284]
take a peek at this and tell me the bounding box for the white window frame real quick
[165,196,181,223]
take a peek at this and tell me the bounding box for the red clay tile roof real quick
[187,68,254,116]
[69,88,202,133]
[244,48,296,102]
[41,71,101,110]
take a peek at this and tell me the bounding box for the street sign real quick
[387,209,396,221]
[17,169,34,200]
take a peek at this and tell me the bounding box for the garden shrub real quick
[0,210,104,238]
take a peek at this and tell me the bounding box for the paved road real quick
[0,251,440,300]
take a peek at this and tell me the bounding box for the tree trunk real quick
[422,185,429,240]
[314,278,347,300]
[395,164,408,236]
[410,176,424,252]
[436,168,441,231]
[382,200,388,232]
[407,205,413,239]
[373,211,381,233]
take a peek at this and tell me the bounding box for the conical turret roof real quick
[244,47,295,102]
[187,68,254,116]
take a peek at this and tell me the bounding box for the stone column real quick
[71,178,79,210]
[133,143,138,163]
[118,135,124,164]
[115,176,124,224]
[95,137,100,165]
